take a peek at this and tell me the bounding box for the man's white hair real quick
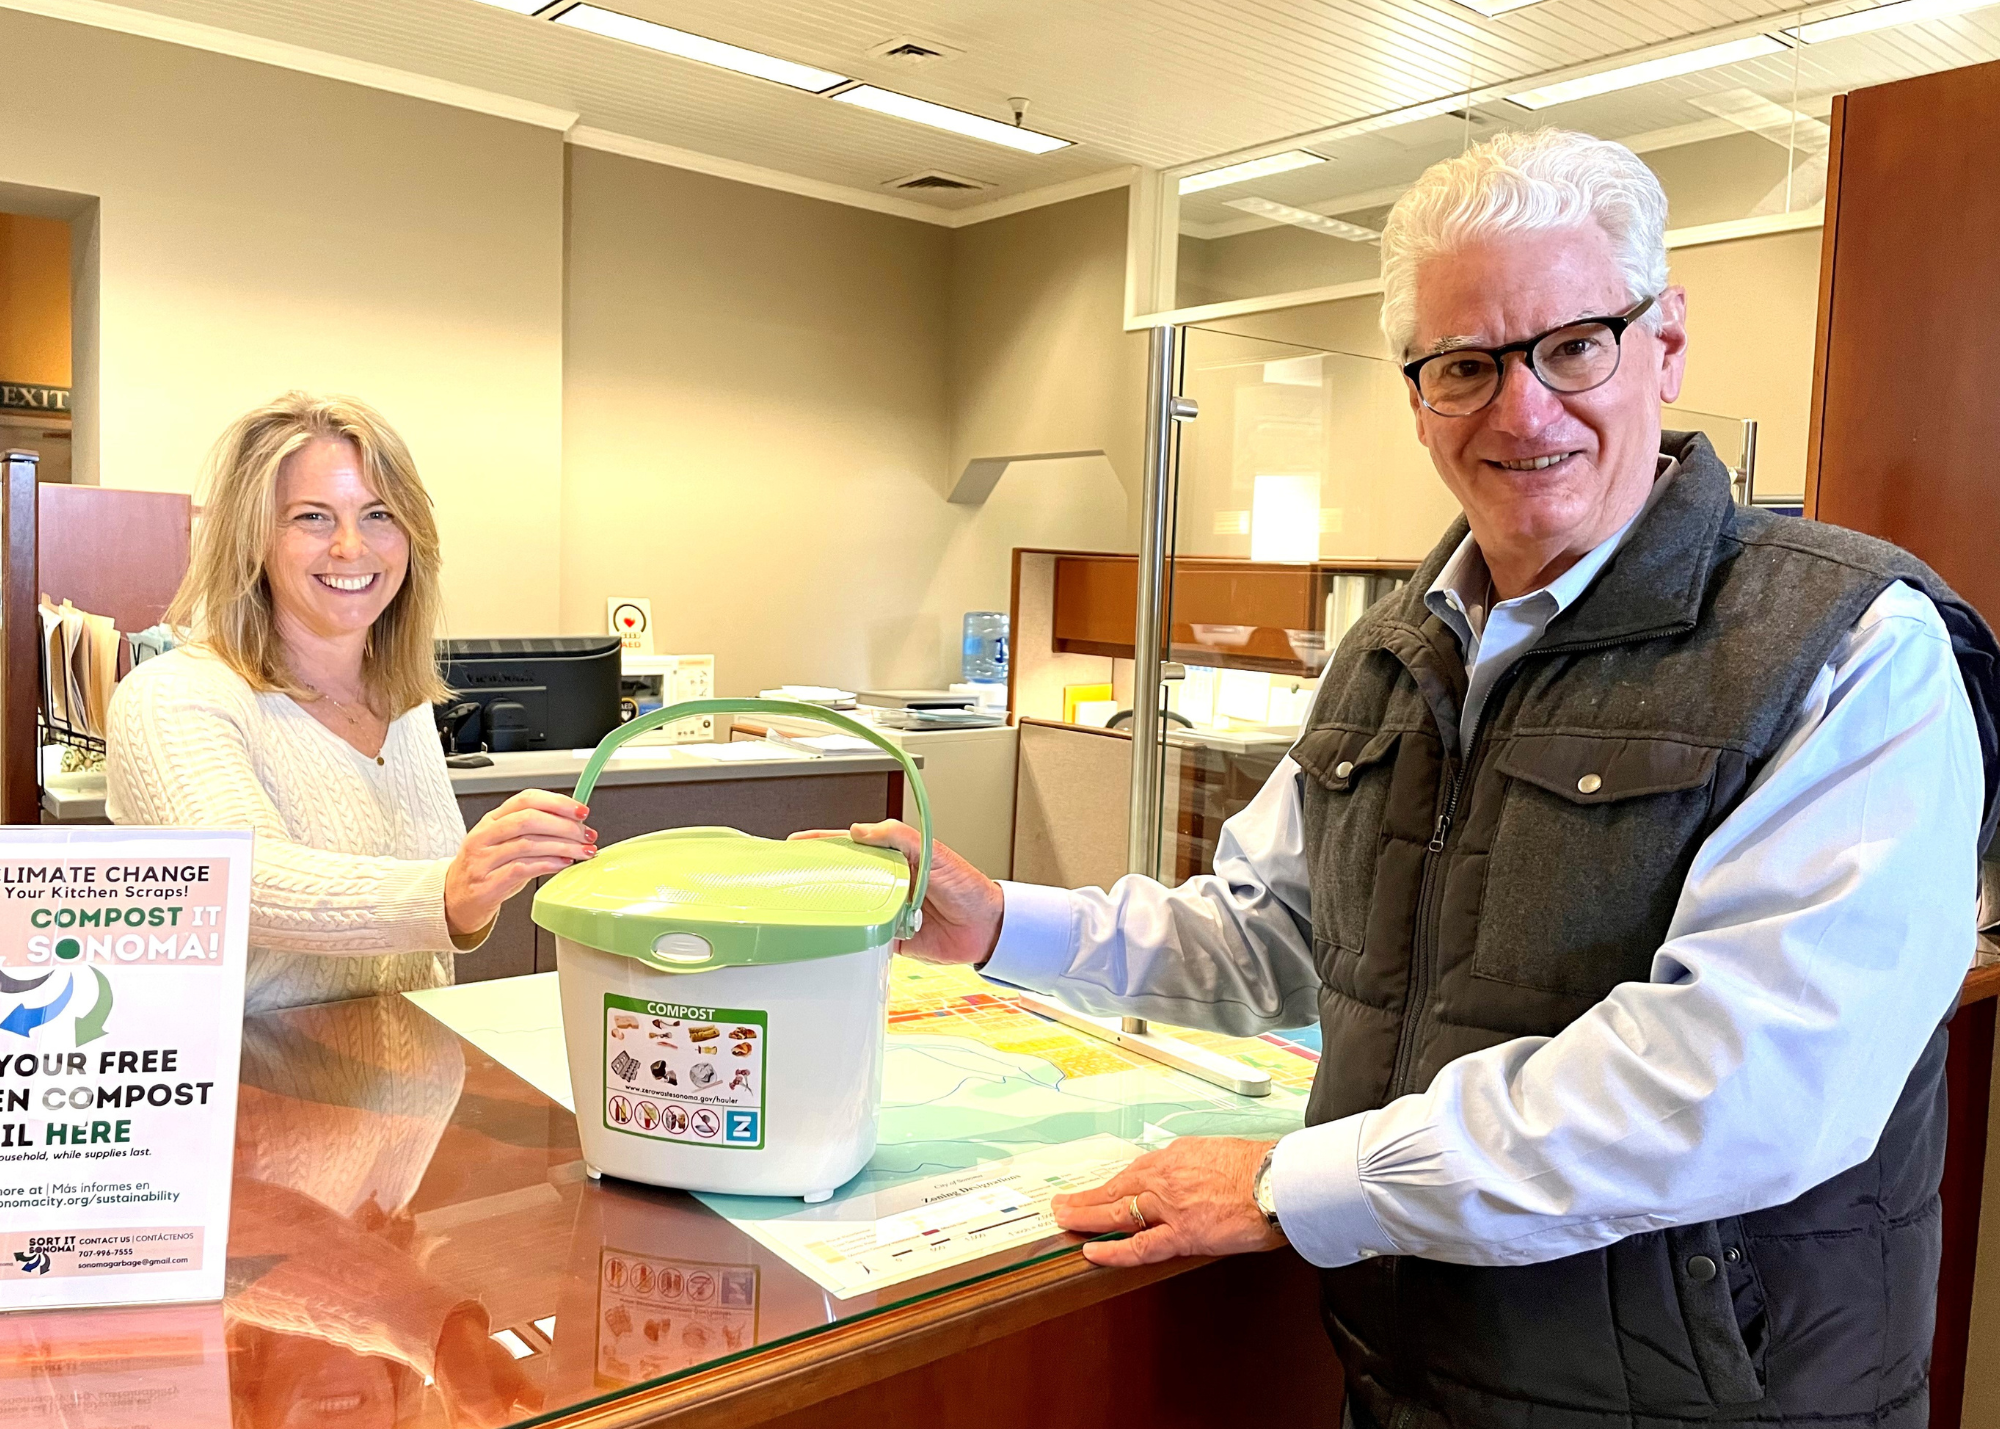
[1378,128,1669,359]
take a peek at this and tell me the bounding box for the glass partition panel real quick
[1133,324,1457,888]
[1662,402,1766,503]
[1131,330,1760,889]
[1161,7,2000,319]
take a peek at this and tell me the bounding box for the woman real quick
[107,392,594,1013]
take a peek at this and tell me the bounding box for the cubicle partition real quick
[1,450,192,824]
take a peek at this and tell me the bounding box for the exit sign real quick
[0,383,69,415]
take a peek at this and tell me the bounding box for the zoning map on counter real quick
[408,962,1318,1298]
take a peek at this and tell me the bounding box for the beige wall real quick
[1646,131,1805,230]
[1668,227,1822,500]
[947,189,1148,520]
[561,152,1135,696]
[0,8,566,635]
[1179,222,1381,311]
[0,213,71,388]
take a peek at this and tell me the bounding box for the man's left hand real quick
[1052,1136,1285,1267]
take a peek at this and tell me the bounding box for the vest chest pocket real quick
[1472,733,1722,999]
[1296,725,1403,976]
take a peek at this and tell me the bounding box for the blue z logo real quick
[724,1111,758,1143]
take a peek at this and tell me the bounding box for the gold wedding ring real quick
[1128,1194,1147,1231]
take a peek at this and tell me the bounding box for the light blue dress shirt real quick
[981,484,1982,1269]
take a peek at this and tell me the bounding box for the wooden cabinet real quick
[1049,551,1412,676]
[1806,59,2000,1429]
[1807,59,2000,627]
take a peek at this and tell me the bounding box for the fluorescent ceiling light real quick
[1226,197,1380,242]
[829,85,1070,153]
[1507,34,1789,109]
[552,5,849,93]
[1449,0,1551,13]
[1789,0,2000,42]
[1179,150,1326,195]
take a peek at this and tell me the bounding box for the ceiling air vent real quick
[864,35,966,65]
[885,170,991,193]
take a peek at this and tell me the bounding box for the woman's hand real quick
[446,789,595,936]
[789,820,1003,965]
[436,1303,542,1426]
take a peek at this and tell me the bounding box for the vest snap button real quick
[1577,773,1603,794]
[1723,1247,1742,1264]
[1335,761,1354,779]
[1686,1254,1718,1283]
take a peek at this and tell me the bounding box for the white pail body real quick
[556,936,890,1199]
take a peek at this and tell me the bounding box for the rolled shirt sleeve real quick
[981,753,1323,1038]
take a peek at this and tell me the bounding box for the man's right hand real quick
[789,821,1002,965]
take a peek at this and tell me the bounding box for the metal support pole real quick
[1127,325,1179,887]
[1010,327,1272,1096]
[1738,419,1760,503]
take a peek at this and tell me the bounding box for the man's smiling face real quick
[1407,222,1687,593]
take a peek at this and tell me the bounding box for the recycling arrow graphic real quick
[74,969,114,1046]
[0,973,73,1037]
[0,968,52,995]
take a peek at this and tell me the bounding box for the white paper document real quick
[697,1134,1140,1299]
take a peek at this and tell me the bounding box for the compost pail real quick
[532,698,931,1202]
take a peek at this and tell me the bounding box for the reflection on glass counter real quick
[0,965,1315,1428]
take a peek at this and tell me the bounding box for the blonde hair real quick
[166,392,450,714]
[1379,128,1669,358]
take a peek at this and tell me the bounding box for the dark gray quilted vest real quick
[1294,432,2000,1428]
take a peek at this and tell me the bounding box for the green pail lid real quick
[533,827,909,973]
[530,697,933,976]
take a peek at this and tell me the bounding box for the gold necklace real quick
[298,678,387,765]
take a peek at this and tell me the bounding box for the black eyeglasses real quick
[1401,294,1658,417]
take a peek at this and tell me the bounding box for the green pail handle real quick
[572,698,932,941]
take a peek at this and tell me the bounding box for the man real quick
[835,130,2000,1426]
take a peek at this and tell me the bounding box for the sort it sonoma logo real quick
[12,1249,51,1275]
[0,965,114,1044]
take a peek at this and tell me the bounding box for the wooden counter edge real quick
[1962,959,2000,1007]
[538,1246,1211,1429]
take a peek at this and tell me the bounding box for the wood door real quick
[1807,59,2000,625]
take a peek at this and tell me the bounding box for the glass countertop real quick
[1,965,1314,1427]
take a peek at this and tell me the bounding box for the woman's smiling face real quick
[265,436,409,647]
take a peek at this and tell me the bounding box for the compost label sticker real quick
[0,828,251,1311]
[604,994,766,1150]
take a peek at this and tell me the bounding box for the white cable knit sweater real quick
[106,646,467,1014]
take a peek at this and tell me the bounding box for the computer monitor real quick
[436,636,623,753]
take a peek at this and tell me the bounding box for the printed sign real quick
[0,829,251,1310]
[604,995,766,1151]
[607,597,653,656]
